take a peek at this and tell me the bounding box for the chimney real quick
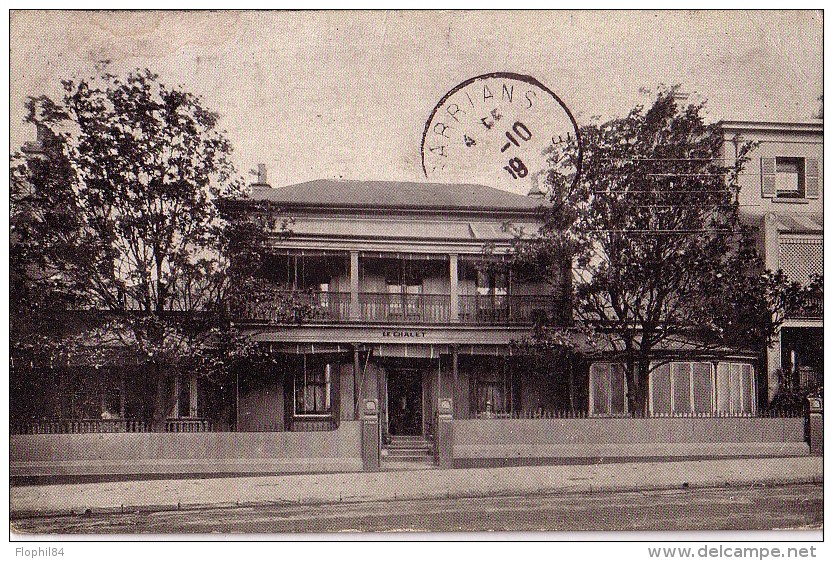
[252,163,271,188]
[672,91,690,104]
[21,123,49,158]
[527,170,545,198]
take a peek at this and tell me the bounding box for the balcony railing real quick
[789,295,823,320]
[244,291,351,323]
[239,291,553,325]
[359,292,451,323]
[458,294,551,324]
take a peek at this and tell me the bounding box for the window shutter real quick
[760,157,776,198]
[805,158,820,199]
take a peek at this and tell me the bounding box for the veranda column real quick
[350,250,360,321]
[452,344,459,418]
[762,214,781,401]
[449,253,459,322]
[353,344,362,419]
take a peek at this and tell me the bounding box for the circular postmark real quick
[421,72,582,196]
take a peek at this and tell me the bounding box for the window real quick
[761,157,819,200]
[295,362,332,416]
[101,382,123,420]
[317,283,330,309]
[387,282,422,317]
[589,362,626,416]
[477,270,508,320]
[775,157,803,197]
[385,262,423,319]
[716,362,755,414]
[649,362,713,415]
[169,375,198,419]
[473,364,514,416]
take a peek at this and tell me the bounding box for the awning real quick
[262,342,353,355]
[367,344,449,359]
[284,218,541,242]
[775,213,823,233]
[366,343,514,358]
[361,252,448,261]
[266,249,348,257]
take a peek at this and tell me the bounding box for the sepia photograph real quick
[7,8,823,540]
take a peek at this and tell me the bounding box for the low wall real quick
[452,417,808,468]
[11,421,362,479]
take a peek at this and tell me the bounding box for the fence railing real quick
[458,294,551,324]
[165,418,214,432]
[470,408,804,420]
[12,418,150,434]
[12,418,218,434]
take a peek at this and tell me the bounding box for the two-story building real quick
[223,174,569,456]
[721,121,823,400]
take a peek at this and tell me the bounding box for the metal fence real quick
[12,418,216,434]
[471,408,804,420]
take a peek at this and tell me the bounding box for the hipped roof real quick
[242,179,544,213]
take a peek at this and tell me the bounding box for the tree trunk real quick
[635,355,651,417]
[152,361,167,433]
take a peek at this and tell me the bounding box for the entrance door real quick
[387,369,423,436]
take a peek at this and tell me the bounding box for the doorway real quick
[387,369,423,436]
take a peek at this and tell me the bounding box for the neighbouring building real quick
[721,120,823,400]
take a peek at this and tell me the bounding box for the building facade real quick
[721,121,823,400]
[226,177,565,444]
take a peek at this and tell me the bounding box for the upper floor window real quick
[761,157,819,200]
[775,158,803,197]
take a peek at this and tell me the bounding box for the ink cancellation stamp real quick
[421,72,582,196]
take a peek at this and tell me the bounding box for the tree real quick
[514,87,801,415]
[11,68,276,429]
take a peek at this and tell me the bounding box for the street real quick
[11,482,822,534]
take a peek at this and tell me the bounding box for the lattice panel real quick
[779,238,823,285]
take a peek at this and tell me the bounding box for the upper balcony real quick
[236,251,561,327]
[242,290,553,325]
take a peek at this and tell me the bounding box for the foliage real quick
[10,67,298,425]
[512,86,803,415]
[767,369,822,415]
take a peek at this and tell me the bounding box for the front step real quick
[382,435,435,469]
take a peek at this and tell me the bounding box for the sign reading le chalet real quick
[381,330,427,338]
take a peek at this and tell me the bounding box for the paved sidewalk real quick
[10,456,823,517]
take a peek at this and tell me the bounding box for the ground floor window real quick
[649,362,714,415]
[474,368,513,416]
[590,360,756,416]
[294,361,332,416]
[100,378,123,419]
[715,362,755,413]
[169,374,198,418]
[589,362,626,416]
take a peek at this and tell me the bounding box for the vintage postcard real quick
[8,9,823,542]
